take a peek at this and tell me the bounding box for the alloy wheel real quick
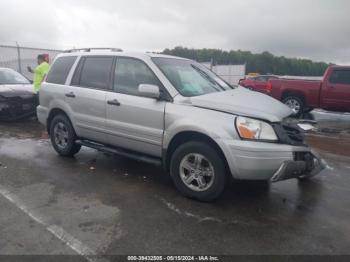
[179,153,215,192]
[53,122,69,150]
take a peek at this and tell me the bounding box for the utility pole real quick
[15,42,22,73]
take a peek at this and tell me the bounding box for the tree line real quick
[162,47,329,76]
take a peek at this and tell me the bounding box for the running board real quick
[75,140,162,166]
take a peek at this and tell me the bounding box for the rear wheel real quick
[283,96,304,116]
[49,114,81,157]
[170,142,227,202]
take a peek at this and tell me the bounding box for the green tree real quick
[162,47,329,76]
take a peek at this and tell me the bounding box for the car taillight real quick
[266,81,272,93]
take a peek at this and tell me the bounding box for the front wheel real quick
[170,142,227,202]
[49,114,81,157]
[283,96,304,116]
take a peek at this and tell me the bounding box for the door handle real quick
[107,99,121,106]
[329,86,335,88]
[65,92,76,98]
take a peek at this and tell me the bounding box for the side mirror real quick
[138,84,160,99]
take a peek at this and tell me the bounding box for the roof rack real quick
[63,47,123,53]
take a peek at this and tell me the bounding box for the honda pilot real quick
[37,48,325,201]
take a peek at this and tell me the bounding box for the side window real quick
[72,56,114,89]
[46,56,77,84]
[329,70,350,85]
[71,57,84,86]
[114,57,160,96]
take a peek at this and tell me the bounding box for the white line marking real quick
[0,184,98,262]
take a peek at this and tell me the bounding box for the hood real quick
[187,86,293,122]
[0,84,35,98]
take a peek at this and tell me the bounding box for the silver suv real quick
[37,48,325,201]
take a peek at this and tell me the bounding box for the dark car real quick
[239,75,279,93]
[0,68,37,121]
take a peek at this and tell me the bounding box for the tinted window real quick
[114,58,159,96]
[329,70,350,85]
[78,56,114,89]
[46,56,77,84]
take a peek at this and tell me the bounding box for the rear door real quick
[105,57,166,157]
[321,69,350,111]
[68,56,114,143]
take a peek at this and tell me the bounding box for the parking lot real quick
[0,111,350,259]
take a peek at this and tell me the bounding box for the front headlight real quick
[235,116,278,141]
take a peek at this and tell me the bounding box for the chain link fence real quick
[0,44,62,79]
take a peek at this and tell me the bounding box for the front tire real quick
[49,114,81,157]
[283,95,304,116]
[170,142,227,202]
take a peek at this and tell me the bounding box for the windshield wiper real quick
[191,65,224,91]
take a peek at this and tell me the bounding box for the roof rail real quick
[63,47,123,53]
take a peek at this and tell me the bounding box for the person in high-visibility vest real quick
[27,54,50,93]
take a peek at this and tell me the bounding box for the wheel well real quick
[281,91,305,103]
[165,131,230,174]
[46,108,70,134]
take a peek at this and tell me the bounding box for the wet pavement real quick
[0,111,350,258]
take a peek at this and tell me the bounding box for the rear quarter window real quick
[46,56,77,84]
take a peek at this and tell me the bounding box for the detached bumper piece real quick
[271,152,326,182]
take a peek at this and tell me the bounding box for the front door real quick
[105,57,166,157]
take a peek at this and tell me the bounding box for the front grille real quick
[273,120,305,146]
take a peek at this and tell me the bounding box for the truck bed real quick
[269,79,322,109]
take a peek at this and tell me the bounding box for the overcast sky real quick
[0,0,349,64]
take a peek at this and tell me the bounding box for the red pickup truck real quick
[266,65,350,115]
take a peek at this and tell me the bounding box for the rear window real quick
[329,70,350,85]
[72,56,114,90]
[46,56,77,84]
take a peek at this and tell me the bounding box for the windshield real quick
[152,57,232,97]
[0,69,30,85]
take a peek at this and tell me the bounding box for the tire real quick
[49,114,81,157]
[170,141,227,202]
[283,95,304,116]
[247,86,254,91]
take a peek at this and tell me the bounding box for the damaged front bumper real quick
[270,151,326,182]
[0,95,37,121]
